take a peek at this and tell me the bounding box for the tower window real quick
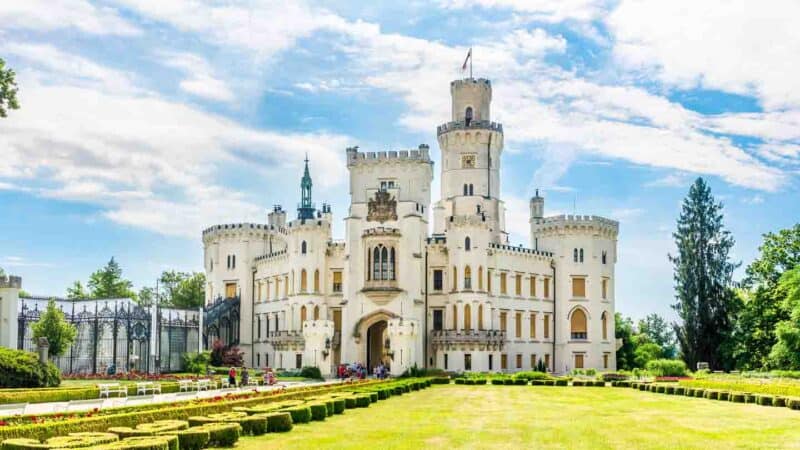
[573,248,578,263]
[469,184,474,195]
[370,244,396,281]
[465,106,473,126]
[465,236,471,251]
[579,248,584,263]
[301,241,307,254]
[463,184,468,196]
[602,250,607,264]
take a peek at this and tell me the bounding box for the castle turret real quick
[530,189,544,220]
[297,156,316,221]
[268,205,287,228]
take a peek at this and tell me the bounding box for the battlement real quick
[532,214,619,236]
[437,120,503,136]
[287,217,331,231]
[202,222,279,236]
[0,275,22,289]
[346,144,432,167]
[450,78,491,89]
[489,242,554,258]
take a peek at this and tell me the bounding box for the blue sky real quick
[0,0,798,321]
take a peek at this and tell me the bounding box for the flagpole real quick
[470,48,473,79]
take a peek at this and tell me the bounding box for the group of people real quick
[225,366,277,387]
[337,362,390,380]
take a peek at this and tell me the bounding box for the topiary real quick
[282,406,312,424]
[503,378,514,386]
[718,391,730,401]
[757,395,775,406]
[746,393,758,404]
[137,421,189,434]
[308,403,327,421]
[93,436,176,450]
[787,399,800,410]
[355,395,371,408]
[344,397,357,409]
[454,378,465,385]
[392,386,403,395]
[262,412,293,432]
[674,387,685,395]
[195,423,241,447]
[475,378,487,385]
[731,393,746,403]
[694,389,705,398]
[773,397,787,407]
[665,386,675,395]
[332,398,346,414]
[367,392,379,403]
[324,400,335,416]
[705,390,718,400]
[491,379,504,385]
[656,385,666,394]
[157,429,209,450]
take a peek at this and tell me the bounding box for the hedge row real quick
[615,381,800,412]
[0,382,186,406]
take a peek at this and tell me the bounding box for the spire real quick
[297,155,315,220]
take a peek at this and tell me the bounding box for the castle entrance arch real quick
[367,320,388,371]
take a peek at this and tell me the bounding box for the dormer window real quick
[465,106,473,126]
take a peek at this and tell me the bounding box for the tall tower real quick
[297,156,315,220]
[434,78,505,242]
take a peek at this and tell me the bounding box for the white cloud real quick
[439,0,610,23]
[607,0,800,110]
[158,51,234,102]
[0,0,139,35]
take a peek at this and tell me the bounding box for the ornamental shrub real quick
[355,395,371,408]
[308,403,327,421]
[0,348,61,388]
[157,429,209,450]
[332,399,346,414]
[694,389,705,398]
[503,379,514,386]
[491,379,504,385]
[323,400,335,416]
[430,377,450,384]
[705,390,718,400]
[601,372,630,382]
[665,386,675,394]
[638,384,647,391]
[787,399,800,410]
[746,394,758,404]
[282,407,312,424]
[731,393,745,403]
[513,371,553,381]
[773,397,787,407]
[454,378,465,385]
[513,379,527,386]
[42,432,119,448]
[299,367,323,380]
[645,359,688,377]
[94,435,176,450]
[344,397,357,409]
[674,387,685,395]
[656,385,666,394]
[392,386,403,395]
[474,378,487,385]
[554,379,567,386]
[194,423,240,447]
[367,392,379,403]
[572,380,584,387]
[757,395,775,406]
[718,392,730,401]
[262,412,293,433]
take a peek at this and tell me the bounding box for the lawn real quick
[223,384,800,449]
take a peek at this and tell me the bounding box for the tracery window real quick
[369,244,396,281]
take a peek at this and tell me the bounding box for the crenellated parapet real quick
[488,242,554,259]
[0,275,22,289]
[437,119,503,136]
[532,214,619,238]
[202,222,282,244]
[346,145,432,167]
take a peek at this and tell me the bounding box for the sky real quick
[0,0,798,321]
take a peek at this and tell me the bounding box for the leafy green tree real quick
[137,286,156,306]
[768,267,800,369]
[615,313,637,370]
[734,224,800,369]
[158,271,205,308]
[0,58,19,118]
[634,342,663,368]
[0,266,5,277]
[66,281,89,299]
[638,313,677,359]
[87,257,136,299]
[670,178,740,371]
[31,299,77,358]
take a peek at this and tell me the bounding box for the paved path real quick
[1,379,338,417]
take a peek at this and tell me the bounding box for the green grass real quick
[219,385,800,449]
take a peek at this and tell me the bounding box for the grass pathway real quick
[223,384,800,449]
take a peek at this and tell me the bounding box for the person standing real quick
[228,366,237,387]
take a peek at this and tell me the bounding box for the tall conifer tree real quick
[669,178,740,370]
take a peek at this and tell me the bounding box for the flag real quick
[462,48,472,71]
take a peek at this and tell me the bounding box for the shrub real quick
[474,378,487,385]
[731,393,745,403]
[27,432,119,448]
[332,399,346,414]
[430,377,450,384]
[323,400,335,416]
[602,373,630,382]
[158,429,208,450]
[645,359,688,377]
[282,407,312,424]
[773,397,787,407]
[746,394,758,404]
[678,378,800,398]
[638,384,648,391]
[694,389,705,398]
[392,386,403,395]
[491,379,504,385]
[718,392,730,401]
[554,379,567,386]
[299,367,323,380]
[665,386,675,395]
[757,395,775,406]
[308,404,327,421]
[94,436,176,450]
[674,387,685,395]
[513,379,527,386]
[344,397,357,409]
[262,412,293,432]
[705,390,718,400]
[503,379,514,386]
[787,399,800,410]
[656,385,666,394]
[355,395,371,408]
[513,371,553,381]
[367,392,379,403]
[0,348,61,388]
[572,380,584,387]
[194,423,240,447]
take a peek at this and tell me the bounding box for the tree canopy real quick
[31,299,77,358]
[158,271,205,308]
[0,58,19,118]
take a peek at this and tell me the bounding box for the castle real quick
[202,77,619,376]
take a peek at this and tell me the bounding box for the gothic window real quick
[373,247,380,280]
[579,248,584,263]
[573,248,578,262]
[478,266,484,290]
[370,244,396,281]
[602,250,607,264]
[464,304,471,331]
[570,308,587,340]
[469,184,474,195]
[314,305,320,321]
[452,304,458,329]
[433,269,443,291]
[478,304,484,330]
[300,305,307,324]
[301,241,307,254]
[465,236,471,251]
[388,247,396,280]
[452,266,458,291]
[464,265,472,290]
[300,269,308,292]
[314,269,320,292]
[465,106,473,126]
[381,246,389,279]
[601,311,608,340]
[463,184,468,196]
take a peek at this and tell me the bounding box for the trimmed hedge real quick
[193,423,240,447]
[109,421,189,438]
[665,386,675,395]
[308,404,327,421]
[344,397,357,409]
[261,412,293,433]
[757,395,775,406]
[554,379,567,387]
[718,392,730,401]
[430,377,450,384]
[490,379,504,385]
[705,390,719,400]
[355,395,371,408]
[157,429,208,450]
[0,348,61,389]
[282,407,312,424]
[773,397,787,407]
[787,399,800,410]
[731,393,746,403]
[694,389,706,398]
[94,436,176,450]
[1,432,119,450]
[332,399,345,414]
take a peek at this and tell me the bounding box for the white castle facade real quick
[202,78,619,376]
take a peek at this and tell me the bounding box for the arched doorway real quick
[367,320,388,370]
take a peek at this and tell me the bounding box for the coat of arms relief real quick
[367,190,398,223]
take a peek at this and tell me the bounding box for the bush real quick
[787,399,800,410]
[194,423,240,447]
[656,385,666,393]
[718,392,730,401]
[299,367,323,380]
[474,378,487,385]
[344,397,357,409]
[355,395,371,408]
[262,412,293,432]
[454,378,465,385]
[773,397,787,407]
[503,379,514,386]
[2,432,121,449]
[731,393,745,402]
[572,380,584,387]
[513,379,527,386]
[665,386,675,394]
[109,421,188,438]
[757,395,775,406]
[308,404,327,421]
[0,348,61,388]
[158,429,208,450]
[491,379,504,385]
[323,400,335,416]
[705,390,718,400]
[332,399,346,414]
[430,377,450,384]
[746,394,758,404]
[645,359,688,377]
[513,371,553,381]
[94,436,176,450]
[694,389,705,398]
[602,373,630,382]
[555,379,567,386]
[281,407,312,424]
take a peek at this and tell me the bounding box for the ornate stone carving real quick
[367,190,398,223]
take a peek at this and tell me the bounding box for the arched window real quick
[452,304,458,329]
[373,247,381,280]
[602,251,607,265]
[314,269,320,292]
[465,236,471,251]
[300,269,308,292]
[227,255,230,268]
[300,305,307,324]
[465,106,473,126]
[232,255,235,268]
[463,184,468,196]
[453,266,458,291]
[601,312,608,340]
[573,248,578,262]
[290,270,295,294]
[464,304,472,331]
[388,247,396,280]
[464,265,472,290]
[571,309,587,340]
[469,184,474,195]
[314,305,320,321]
[284,275,289,297]
[579,248,584,263]
[301,241,307,254]
[381,246,388,279]
[478,304,484,330]
[478,266,484,290]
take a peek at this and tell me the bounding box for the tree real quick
[0,58,19,118]
[615,313,637,370]
[634,342,663,368]
[638,313,677,359]
[670,178,740,371]
[158,271,205,308]
[768,267,800,369]
[31,299,77,358]
[66,281,89,299]
[137,286,156,306]
[734,224,800,369]
[0,266,5,277]
[87,257,136,299]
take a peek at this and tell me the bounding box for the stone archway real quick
[366,320,388,370]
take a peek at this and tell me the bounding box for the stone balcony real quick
[430,329,506,351]
[265,331,305,350]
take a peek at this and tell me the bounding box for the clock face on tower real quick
[461,154,476,168]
